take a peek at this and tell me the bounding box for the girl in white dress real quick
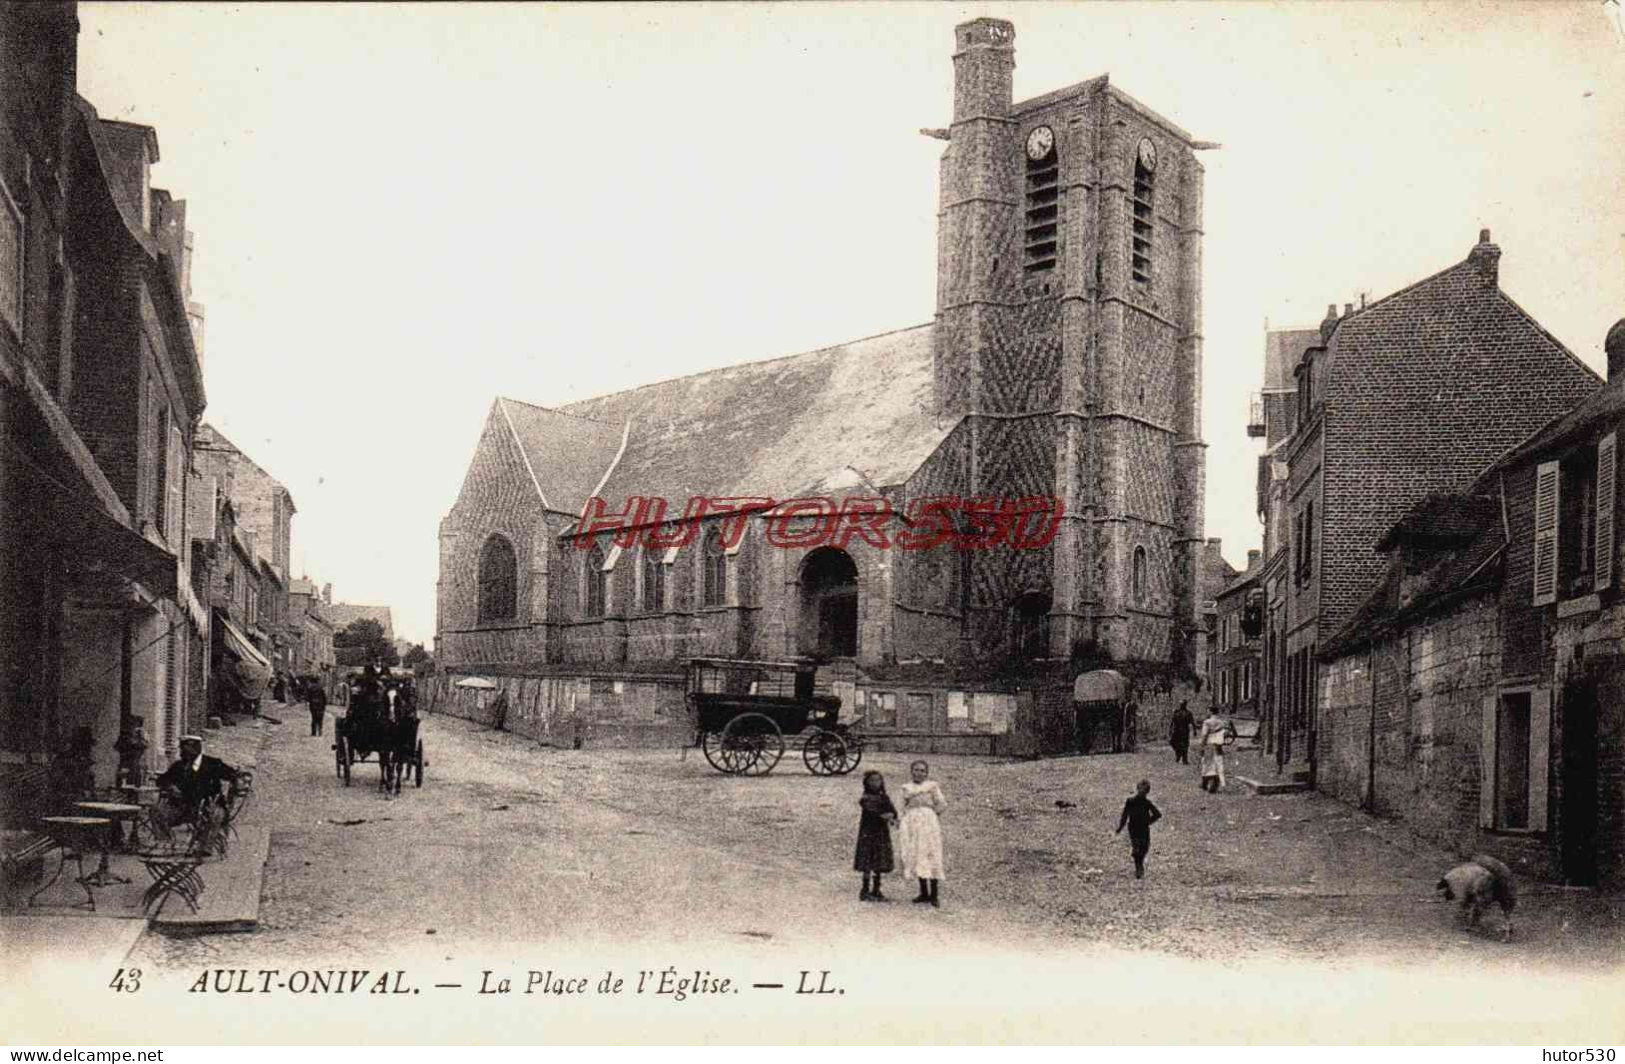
[898,759,947,907]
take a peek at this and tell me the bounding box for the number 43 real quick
[108,968,141,993]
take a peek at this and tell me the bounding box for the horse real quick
[379,684,419,795]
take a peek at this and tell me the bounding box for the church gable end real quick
[437,400,553,668]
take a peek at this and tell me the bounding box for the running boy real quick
[1115,779,1163,879]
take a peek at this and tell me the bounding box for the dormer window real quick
[1023,125,1059,274]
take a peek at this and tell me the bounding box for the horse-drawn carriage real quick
[687,657,863,777]
[1072,668,1136,754]
[334,671,425,793]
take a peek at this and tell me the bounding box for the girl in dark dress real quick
[854,770,899,901]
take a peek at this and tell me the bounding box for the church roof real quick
[495,400,626,518]
[504,324,946,521]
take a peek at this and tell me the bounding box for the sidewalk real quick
[0,709,283,970]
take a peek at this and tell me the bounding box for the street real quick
[132,704,1625,970]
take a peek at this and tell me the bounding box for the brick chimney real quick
[1468,228,1501,286]
[1607,318,1625,383]
[1319,303,1339,342]
[1247,548,1261,570]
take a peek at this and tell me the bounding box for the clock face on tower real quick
[1138,137,1158,171]
[1026,125,1055,161]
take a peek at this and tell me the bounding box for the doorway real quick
[799,548,858,659]
[1560,678,1599,886]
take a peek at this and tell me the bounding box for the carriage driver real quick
[154,734,242,828]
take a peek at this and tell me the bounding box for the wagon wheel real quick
[414,739,424,788]
[802,729,849,776]
[701,728,758,775]
[333,737,345,780]
[726,712,784,777]
[836,731,864,775]
[336,736,351,785]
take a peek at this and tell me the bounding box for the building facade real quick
[435,19,1210,750]
[1319,320,1625,890]
[1,1,211,784]
[1256,233,1601,782]
[1210,551,1262,720]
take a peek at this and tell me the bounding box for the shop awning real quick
[5,435,178,600]
[219,614,273,671]
[218,615,273,700]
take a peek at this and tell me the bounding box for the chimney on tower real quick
[1468,228,1501,286]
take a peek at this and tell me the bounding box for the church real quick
[435,19,1209,751]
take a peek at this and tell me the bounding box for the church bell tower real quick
[931,18,1208,673]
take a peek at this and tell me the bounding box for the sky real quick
[74,2,1625,647]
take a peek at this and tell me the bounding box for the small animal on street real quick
[1436,853,1518,940]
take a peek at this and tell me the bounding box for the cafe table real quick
[30,816,110,911]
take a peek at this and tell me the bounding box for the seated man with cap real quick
[154,734,241,830]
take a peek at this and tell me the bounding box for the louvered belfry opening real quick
[1131,157,1154,285]
[1024,143,1059,273]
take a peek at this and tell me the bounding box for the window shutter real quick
[1529,688,1551,832]
[1532,461,1560,606]
[1596,433,1616,592]
[1480,694,1498,829]
[168,425,184,547]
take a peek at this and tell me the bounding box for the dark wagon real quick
[334,675,425,792]
[687,658,863,777]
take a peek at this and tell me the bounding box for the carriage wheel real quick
[333,738,345,780]
[414,739,424,788]
[802,730,848,776]
[838,733,864,775]
[701,729,757,775]
[725,713,784,777]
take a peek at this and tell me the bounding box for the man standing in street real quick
[308,681,328,737]
[1169,700,1195,765]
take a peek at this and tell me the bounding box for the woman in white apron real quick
[1197,710,1233,793]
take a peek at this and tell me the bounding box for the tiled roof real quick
[1322,518,1506,659]
[496,401,625,517]
[1316,237,1601,635]
[1216,564,1262,601]
[1484,377,1625,473]
[510,325,946,516]
[1374,492,1501,552]
[1263,328,1319,392]
[327,603,394,640]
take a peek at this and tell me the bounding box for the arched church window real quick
[642,548,665,613]
[1132,545,1148,607]
[702,527,726,608]
[585,543,607,618]
[478,534,518,624]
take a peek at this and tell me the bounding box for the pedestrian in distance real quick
[1169,700,1195,765]
[1115,778,1163,879]
[1197,707,1235,793]
[854,770,899,901]
[308,681,328,737]
[899,759,948,908]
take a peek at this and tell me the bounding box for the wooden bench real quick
[1,759,64,885]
